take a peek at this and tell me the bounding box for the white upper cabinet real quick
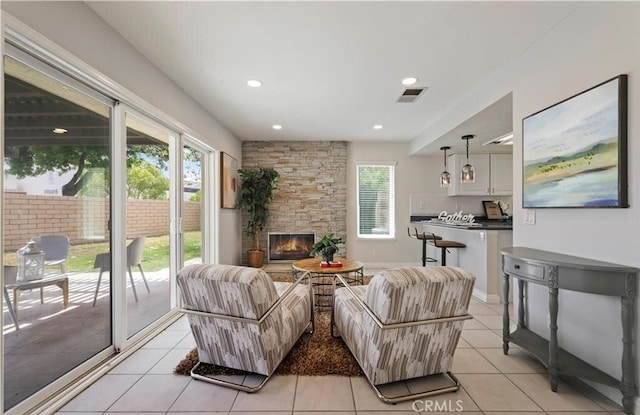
[447,153,512,196]
[489,154,513,196]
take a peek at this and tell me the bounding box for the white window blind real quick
[357,164,395,239]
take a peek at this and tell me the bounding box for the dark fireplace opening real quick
[268,232,315,262]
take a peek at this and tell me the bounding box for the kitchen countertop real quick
[411,220,513,231]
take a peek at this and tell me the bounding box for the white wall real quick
[411,2,640,407]
[511,3,640,405]
[1,1,244,264]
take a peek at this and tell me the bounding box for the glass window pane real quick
[183,144,204,265]
[357,164,395,239]
[125,113,172,338]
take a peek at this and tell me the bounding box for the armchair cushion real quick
[364,267,474,324]
[179,264,278,320]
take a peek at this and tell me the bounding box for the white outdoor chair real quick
[92,236,150,306]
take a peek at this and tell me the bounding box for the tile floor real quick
[55,297,624,414]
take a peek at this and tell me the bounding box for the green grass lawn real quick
[4,231,202,273]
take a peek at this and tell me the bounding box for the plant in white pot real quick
[237,167,279,267]
[310,233,344,263]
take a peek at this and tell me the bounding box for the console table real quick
[501,247,637,414]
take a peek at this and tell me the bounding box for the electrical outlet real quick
[419,201,426,210]
[479,232,485,242]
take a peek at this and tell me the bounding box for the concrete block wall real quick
[241,141,348,264]
[3,192,201,250]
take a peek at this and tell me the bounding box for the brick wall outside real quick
[241,141,347,264]
[3,192,200,250]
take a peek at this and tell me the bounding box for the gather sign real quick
[437,210,475,223]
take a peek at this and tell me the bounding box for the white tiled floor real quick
[56,298,624,414]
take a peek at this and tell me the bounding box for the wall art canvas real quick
[522,75,628,208]
[221,152,238,208]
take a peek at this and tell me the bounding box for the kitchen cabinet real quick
[447,153,512,196]
[490,154,513,195]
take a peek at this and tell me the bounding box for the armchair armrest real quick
[332,273,472,331]
[182,270,312,325]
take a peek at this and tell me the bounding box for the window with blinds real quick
[356,164,395,239]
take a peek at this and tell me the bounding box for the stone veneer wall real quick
[241,141,347,264]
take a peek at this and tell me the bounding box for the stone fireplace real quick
[268,232,315,262]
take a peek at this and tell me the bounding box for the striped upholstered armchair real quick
[177,264,313,392]
[332,266,475,403]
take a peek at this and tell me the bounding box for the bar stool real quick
[407,228,442,266]
[429,237,466,266]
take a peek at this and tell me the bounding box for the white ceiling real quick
[86,1,578,154]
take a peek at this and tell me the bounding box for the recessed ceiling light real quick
[373,125,383,130]
[401,77,418,86]
[247,79,262,88]
[272,125,282,130]
[53,128,68,134]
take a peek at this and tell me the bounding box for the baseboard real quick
[472,288,500,304]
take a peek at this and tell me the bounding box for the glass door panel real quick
[182,144,205,265]
[124,112,173,338]
[3,56,112,410]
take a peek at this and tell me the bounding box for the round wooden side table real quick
[292,256,364,308]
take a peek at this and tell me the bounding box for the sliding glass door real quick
[3,54,113,410]
[123,111,177,339]
[1,38,210,414]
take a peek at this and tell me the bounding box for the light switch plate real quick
[523,209,536,225]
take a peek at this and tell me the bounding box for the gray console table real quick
[501,247,637,414]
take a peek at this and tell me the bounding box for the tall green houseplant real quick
[237,167,279,267]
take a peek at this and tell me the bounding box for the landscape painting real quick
[522,75,627,208]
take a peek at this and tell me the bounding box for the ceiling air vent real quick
[396,87,427,103]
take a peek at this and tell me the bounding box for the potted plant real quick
[310,232,344,262]
[237,167,279,267]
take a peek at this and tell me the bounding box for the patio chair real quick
[332,266,475,403]
[177,264,314,392]
[34,235,71,273]
[92,236,150,306]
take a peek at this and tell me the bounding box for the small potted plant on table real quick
[310,233,344,264]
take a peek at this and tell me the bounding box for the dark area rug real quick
[174,311,363,377]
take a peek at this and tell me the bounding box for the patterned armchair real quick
[177,264,313,392]
[332,266,475,403]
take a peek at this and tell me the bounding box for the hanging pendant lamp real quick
[461,135,475,183]
[440,146,451,187]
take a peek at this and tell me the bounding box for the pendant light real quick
[440,146,451,187]
[461,135,475,183]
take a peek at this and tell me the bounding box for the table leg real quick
[502,273,510,355]
[13,288,19,315]
[621,273,636,414]
[518,279,526,329]
[3,287,19,329]
[56,279,69,308]
[548,267,559,392]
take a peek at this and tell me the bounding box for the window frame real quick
[356,162,396,239]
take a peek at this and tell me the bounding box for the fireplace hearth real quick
[268,232,315,262]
